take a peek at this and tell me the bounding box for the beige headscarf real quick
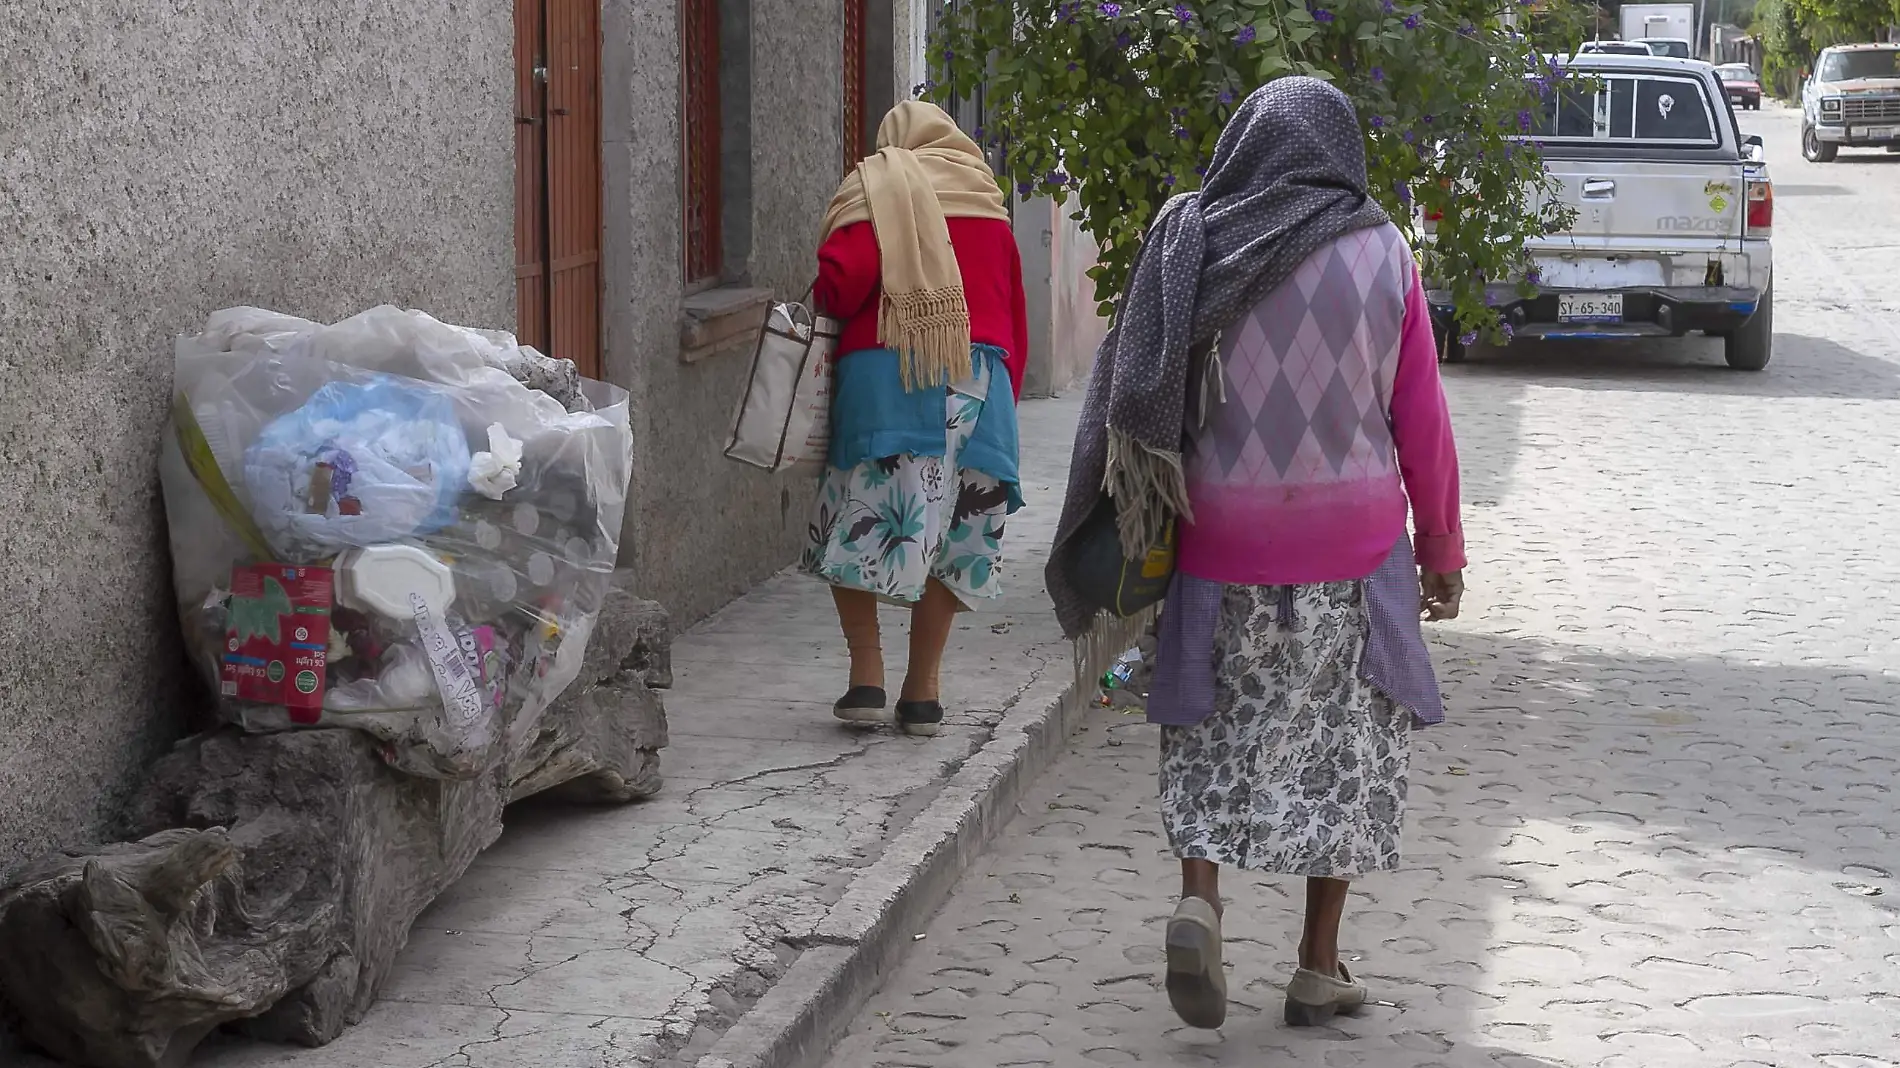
[821,101,1010,392]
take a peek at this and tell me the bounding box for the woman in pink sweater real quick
[1048,78,1466,1032]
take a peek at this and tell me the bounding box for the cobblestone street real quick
[829,105,1900,1068]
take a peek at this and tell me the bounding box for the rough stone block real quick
[0,586,676,1067]
[585,578,673,690]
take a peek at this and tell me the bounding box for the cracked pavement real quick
[172,395,1088,1067]
[828,105,1900,1068]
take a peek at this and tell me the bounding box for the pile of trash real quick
[158,306,633,779]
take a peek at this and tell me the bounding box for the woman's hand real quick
[1420,569,1463,622]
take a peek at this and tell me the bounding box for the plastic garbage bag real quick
[160,305,633,781]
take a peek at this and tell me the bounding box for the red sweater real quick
[814,217,1029,400]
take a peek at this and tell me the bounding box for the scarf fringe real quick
[1104,427,1196,560]
[880,287,974,392]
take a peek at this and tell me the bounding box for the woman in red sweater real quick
[799,101,1029,740]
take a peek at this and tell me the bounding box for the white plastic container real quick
[334,544,457,620]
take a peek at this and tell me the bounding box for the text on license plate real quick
[1859,126,1896,140]
[1558,293,1623,322]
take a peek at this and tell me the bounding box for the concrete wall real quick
[0,2,514,872]
[600,0,845,630]
[1019,197,1110,398]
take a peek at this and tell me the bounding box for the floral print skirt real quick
[1158,580,1411,878]
[800,369,1009,608]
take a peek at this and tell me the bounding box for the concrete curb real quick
[695,610,1153,1068]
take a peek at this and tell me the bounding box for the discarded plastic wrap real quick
[160,305,633,780]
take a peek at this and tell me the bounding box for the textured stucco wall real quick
[602,0,844,630]
[0,1,513,871]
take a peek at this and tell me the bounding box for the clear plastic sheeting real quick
[160,305,633,780]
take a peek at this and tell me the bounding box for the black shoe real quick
[895,699,943,737]
[832,686,889,725]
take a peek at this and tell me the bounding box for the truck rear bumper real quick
[1427,285,1764,339]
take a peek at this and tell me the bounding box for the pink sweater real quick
[1177,223,1465,584]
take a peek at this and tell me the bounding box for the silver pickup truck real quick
[1430,54,1775,370]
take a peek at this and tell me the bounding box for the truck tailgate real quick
[1530,158,1745,287]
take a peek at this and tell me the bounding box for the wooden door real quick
[515,0,602,379]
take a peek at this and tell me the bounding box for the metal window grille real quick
[843,0,869,170]
[682,0,723,281]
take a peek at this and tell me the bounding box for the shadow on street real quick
[1450,333,1900,401]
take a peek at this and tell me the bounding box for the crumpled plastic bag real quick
[243,377,472,559]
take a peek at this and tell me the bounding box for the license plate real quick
[1558,293,1623,323]
[1860,126,1896,140]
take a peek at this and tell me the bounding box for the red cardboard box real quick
[223,564,334,723]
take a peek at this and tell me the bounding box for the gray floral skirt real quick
[1158,580,1411,878]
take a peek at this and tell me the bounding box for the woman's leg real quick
[900,577,960,702]
[1181,859,1222,915]
[832,586,884,690]
[1298,877,1351,974]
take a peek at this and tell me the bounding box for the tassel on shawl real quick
[1104,430,1195,560]
[880,287,975,392]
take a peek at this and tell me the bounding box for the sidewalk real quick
[171,388,1133,1068]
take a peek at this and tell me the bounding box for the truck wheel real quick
[1803,124,1838,163]
[1723,283,1773,371]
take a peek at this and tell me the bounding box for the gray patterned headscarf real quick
[1046,76,1390,639]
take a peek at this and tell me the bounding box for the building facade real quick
[1,0,1099,876]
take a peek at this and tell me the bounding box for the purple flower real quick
[1017,180,1033,196]
[1383,0,1395,10]
[1371,66,1385,82]
[1047,171,1071,187]
[1174,125,1191,139]
[944,48,956,60]
[1195,164,1209,176]
[1312,6,1336,22]
[1403,12,1421,28]
[1526,267,1543,285]
[1396,182,1412,204]
[1458,20,1476,35]
[1098,1,1122,15]
[1517,109,1532,130]
[1163,173,1178,187]
[1422,113,1434,124]
[1067,61,1080,71]
[1402,129,1416,143]
[1174,4,1193,24]
[1459,330,1479,346]
[1236,24,1256,43]
[1218,88,1236,105]
[1116,30,1133,47]
[1370,115,1386,128]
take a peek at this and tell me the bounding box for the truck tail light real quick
[1746,177,1773,235]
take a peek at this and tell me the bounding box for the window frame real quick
[681,0,724,284]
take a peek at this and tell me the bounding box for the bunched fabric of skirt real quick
[800,360,1010,608]
[1158,580,1411,878]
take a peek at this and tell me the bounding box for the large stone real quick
[0,581,675,1067]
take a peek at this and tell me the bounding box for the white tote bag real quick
[724,299,840,472]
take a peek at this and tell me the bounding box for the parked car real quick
[1716,63,1763,110]
[1425,55,1775,370]
[1635,37,1694,59]
[1580,40,1655,56]
[1800,43,1900,162]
